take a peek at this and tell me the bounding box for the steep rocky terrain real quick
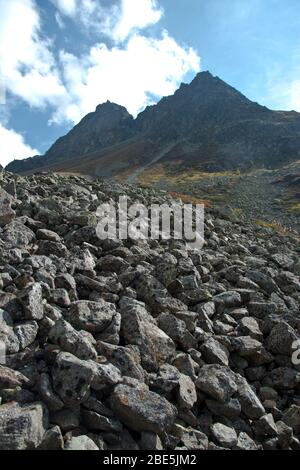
[6,72,300,176]
[0,170,300,450]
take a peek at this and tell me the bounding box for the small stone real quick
[14,320,38,350]
[200,337,229,366]
[140,432,163,450]
[211,423,237,448]
[254,413,278,437]
[282,405,300,433]
[51,352,94,406]
[65,435,99,450]
[67,300,116,334]
[176,374,197,410]
[196,364,237,402]
[38,425,64,450]
[19,283,44,320]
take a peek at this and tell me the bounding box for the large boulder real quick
[0,402,48,450]
[111,384,177,433]
[66,300,116,334]
[0,188,15,226]
[119,297,176,371]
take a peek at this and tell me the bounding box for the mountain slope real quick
[6,71,300,176]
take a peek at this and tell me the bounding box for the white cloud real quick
[113,0,163,42]
[50,0,118,33]
[55,12,66,29]
[1,0,201,165]
[52,32,200,123]
[0,124,39,168]
[0,0,66,108]
[51,0,77,17]
[51,0,163,42]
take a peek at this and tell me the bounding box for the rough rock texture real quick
[0,171,299,451]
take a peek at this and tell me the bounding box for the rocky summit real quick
[0,170,300,451]
[6,72,300,177]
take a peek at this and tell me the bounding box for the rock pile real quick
[0,171,300,450]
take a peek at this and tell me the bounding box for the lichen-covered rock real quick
[111,384,177,433]
[120,297,176,371]
[19,283,44,320]
[196,364,237,402]
[267,322,299,356]
[0,402,48,450]
[65,435,99,450]
[0,188,15,226]
[51,352,94,406]
[49,319,97,360]
[67,300,116,334]
[0,171,299,451]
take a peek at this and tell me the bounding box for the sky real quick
[1,0,300,167]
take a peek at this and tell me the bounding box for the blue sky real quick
[1,0,300,167]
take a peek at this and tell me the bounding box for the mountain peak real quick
[6,71,300,176]
[95,100,131,116]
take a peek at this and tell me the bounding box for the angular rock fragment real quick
[111,384,177,433]
[0,402,48,450]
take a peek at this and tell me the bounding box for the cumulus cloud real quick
[0,0,65,108]
[112,0,163,42]
[0,124,39,168]
[51,0,77,17]
[50,0,163,41]
[1,0,201,164]
[53,32,200,123]
[50,0,118,34]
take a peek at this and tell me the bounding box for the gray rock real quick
[268,321,299,356]
[0,188,15,226]
[140,432,163,450]
[0,402,48,450]
[213,291,242,311]
[0,365,30,389]
[254,413,278,437]
[201,337,229,366]
[19,283,44,320]
[49,319,97,360]
[88,359,122,391]
[236,375,265,419]
[234,432,258,450]
[176,374,197,410]
[96,342,144,380]
[67,300,116,334]
[206,398,241,420]
[120,297,176,371]
[38,373,64,411]
[282,405,300,433]
[65,435,99,450]
[211,422,238,448]
[111,384,177,433]
[50,408,80,432]
[196,364,237,402]
[52,352,94,406]
[38,425,64,450]
[14,320,38,350]
[82,409,122,432]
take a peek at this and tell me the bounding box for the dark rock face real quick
[6,72,300,175]
[0,170,299,450]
